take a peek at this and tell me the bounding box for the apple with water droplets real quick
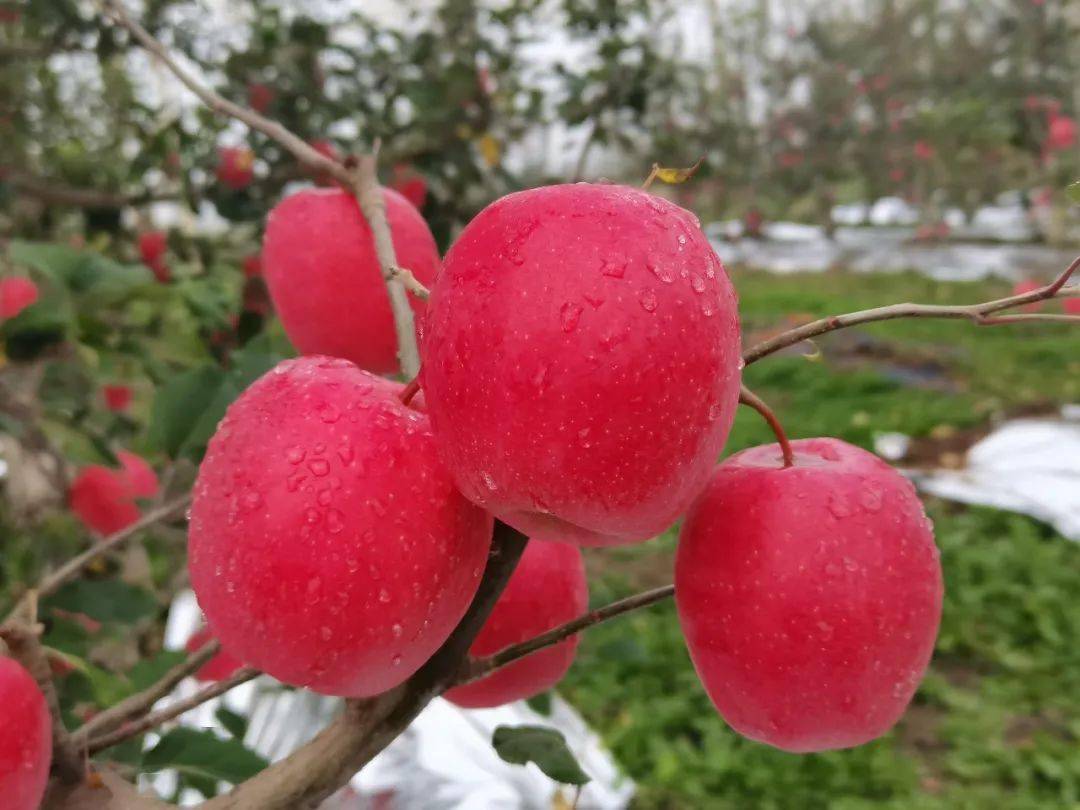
[421,183,742,546]
[188,356,493,697]
[675,437,943,753]
[263,188,440,374]
[444,538,587,708]
[0,656,52,810]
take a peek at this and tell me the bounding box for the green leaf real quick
[142,727,268,784]
[215,707,249,740]
[46,579,159,624]
[526,691,554,716]
[1067,180,1080,205]
[130,650,188,691]
[147,364,227,457]
[148,337,287,460]
[7,240,86,284]
[491,725,591,786]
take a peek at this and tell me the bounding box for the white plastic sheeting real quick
[705,222,1074,281]
[908,408,1080,542]
[142,591,634,809]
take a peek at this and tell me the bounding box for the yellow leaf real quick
[650,157,704,185]
[478,133,501,167]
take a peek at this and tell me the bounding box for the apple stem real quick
[738,385,795,468]
[641,163,660,189]
[399,375,421,406]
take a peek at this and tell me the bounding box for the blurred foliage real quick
[1,0,1077,243]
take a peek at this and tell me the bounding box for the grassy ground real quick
[562,267,1080,809]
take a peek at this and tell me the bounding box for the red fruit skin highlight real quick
[444,539,587,708]
[188,356,493,697]
[421,183,742,546]
[675,438,943,753]
[0,656,52,810]
[263,188,440,374]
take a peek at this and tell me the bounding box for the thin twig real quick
[641,163,660,190]
[36,495,190,601]
[102,0,424,376]
[458,584,675,686]
[0,622,84,783]
[388,266,430,300]
[399,376,421,405]
[7,169,176,209]
[72,640,222,747]
[743,256,1080,365]
[353,152,422,376]
[738,385,794,468]
[99,0,345,183]
[88,667,259,755]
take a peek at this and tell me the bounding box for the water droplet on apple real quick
[326,508,345,534]
[560,301,583,333]
[601,258,626,278]
[649,263,675,283]
[639,290,658,312]
[828,493,853,518]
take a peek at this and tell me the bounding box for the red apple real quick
[1046,113,1077,152]
[188,356,493,697]
[444,539,587,708]
[117,450,159,499]
[242,253,262,278]
[262,188,440,374]
[391,164,428,210]
[103,384,133,412]
[0,277,38,319]
[247,82,274,114]
[138,231,167,267]
[421,183,742,546]
[0,657,52,810]
[913,140,935,161]
[1064,297,1080,315]
[216,146,255,190]
[185,627,244,683]
[676,438,943,753]
[69,466,140,536]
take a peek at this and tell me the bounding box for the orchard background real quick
[1,1,1079,809]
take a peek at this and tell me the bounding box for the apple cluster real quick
[182,180,944,751]
[2,184,943,804]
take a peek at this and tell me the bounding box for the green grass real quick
[562,268,1080,809]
